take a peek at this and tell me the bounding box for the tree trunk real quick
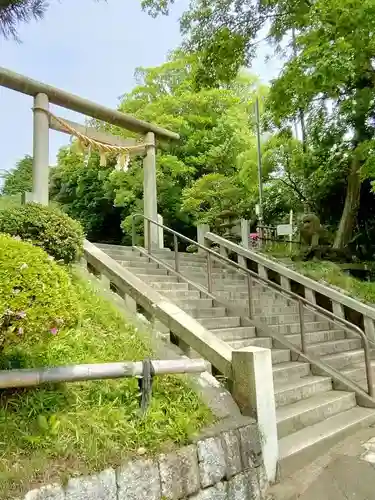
[333,156,361,249]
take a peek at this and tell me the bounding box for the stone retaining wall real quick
[24,422,267,500]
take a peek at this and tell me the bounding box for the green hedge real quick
[0,203,84,263]
[0,234,80,355]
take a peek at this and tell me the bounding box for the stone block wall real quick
[23,422,267,500]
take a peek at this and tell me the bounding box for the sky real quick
[0,0,282,173]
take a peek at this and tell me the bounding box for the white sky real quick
[0,0,282,172]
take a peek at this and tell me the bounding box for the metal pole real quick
[174,234,180,273]
[363,338,374,397]
[132,215,136,247]
[298,300,307,353]
[289,209,293,254]
[247,274,253,318]
[255,97,264,245]
[147,219,152,255]
[207,252,213,293]
[0,359,208,389]
[33,93,50,205]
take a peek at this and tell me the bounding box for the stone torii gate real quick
[0,67,179,248]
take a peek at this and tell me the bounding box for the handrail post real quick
[147,219,152,255]
[207,252,213,293]
[132,215,136,247]
[363,337,374,397]
[174,234,179,273]
[247,274,253,319]
[299,300,307,353]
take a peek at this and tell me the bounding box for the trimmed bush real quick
[0,234,80,353]
[0,203,84,263]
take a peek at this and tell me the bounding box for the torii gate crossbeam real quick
[0,67,179,248]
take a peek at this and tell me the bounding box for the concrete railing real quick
[204,231,375,345]
[83,240,278,482]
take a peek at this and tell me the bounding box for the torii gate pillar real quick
[32,93,50,205]
[143,131,159,248]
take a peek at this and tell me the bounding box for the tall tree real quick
[111,54,262,236]
[0,1,47,39]
[143,0,375,248]
[1,154,33,195]
[52,54,264,242]
[268,0,375,248]
[50,148,124,243]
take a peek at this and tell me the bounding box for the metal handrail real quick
[132,214,374,397]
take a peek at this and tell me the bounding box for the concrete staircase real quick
[95,243,375,474]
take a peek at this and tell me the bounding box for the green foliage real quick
[0,203,84,263]
[181,173,246,225]
[116,55,263,236]
[267,0,375,247]
[295,261,375,306]
[141,0,375,252]
[54,53,263,242]
[1,155,33,196]
[50,148,124,243]
[141,0,259,87]
[0,234,80,357]
[0,272,212,498]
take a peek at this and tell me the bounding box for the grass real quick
[0,273,213,498]
[260,241,375,305]
[262,238,375,305]
[294,261,375,306]
[261,241,300,260]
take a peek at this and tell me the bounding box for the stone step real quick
[319,350,365,372]
[269,321,332,336]
[197,316,241,330]
[272,362,310,384]
[211,326,256,341]
[214,288,284,300]
[188,276,247,286]
[128,267,170,276]
[321,349,365,370]
[306,338,362,358]
[254,312,316,326]
[96,244,170,253]
[213,283,281,295]
[188,307,227,318]
[228,337,272,349]
[176,298,214,309]
[215,290,290,303]
[274,376,332,408]
[151,281,190,291]
[119,258,157,267]
[332,362,375,392]
[272,330,346,349]
[137,274,181,282]
[164,290,202,299]
[340,361,375,384]
[272,349,292,364]
[278,407,375,478]
[276,391,356,440]
[161,253,208,261]
[253,305,299,315]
